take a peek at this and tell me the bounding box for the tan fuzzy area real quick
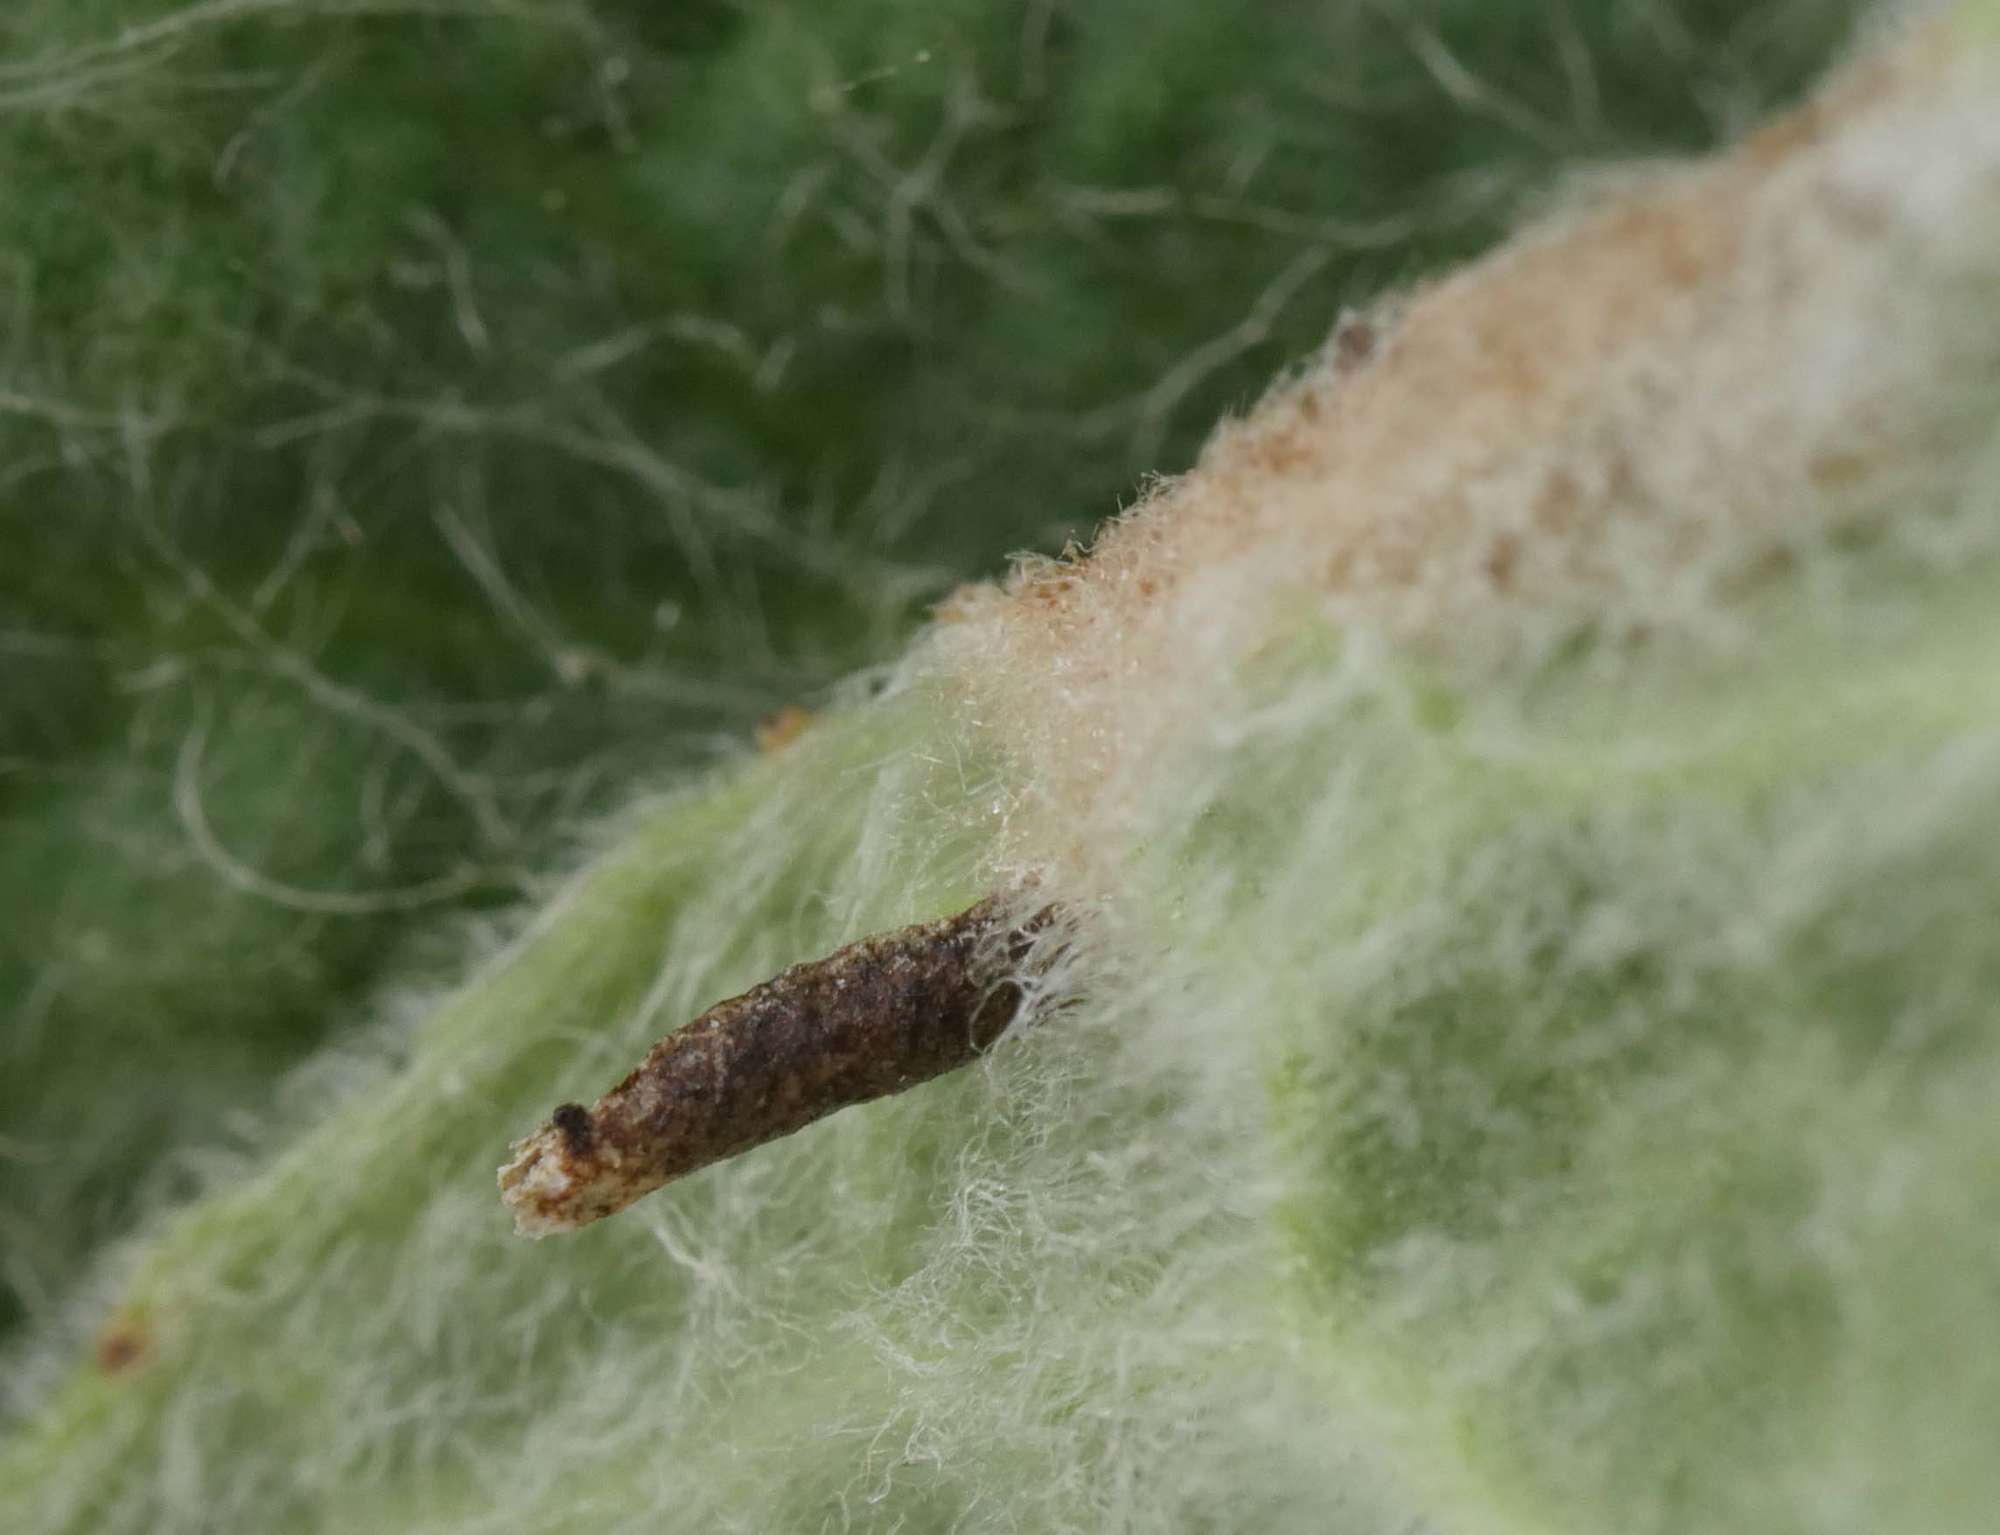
[934,17,2000,886]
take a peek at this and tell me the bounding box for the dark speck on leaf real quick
[551,1102,594,1154]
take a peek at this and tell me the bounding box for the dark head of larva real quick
[551,1102,595,1154]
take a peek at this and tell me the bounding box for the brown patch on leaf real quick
[922,16,1994,892]
[94,1312,153,1378]
[754,704,815,755]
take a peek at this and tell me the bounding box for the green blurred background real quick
[0,0,1865,1356]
